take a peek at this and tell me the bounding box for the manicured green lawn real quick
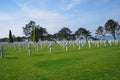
[0,42,120,80]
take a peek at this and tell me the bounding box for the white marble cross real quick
[78,41,81,50]
[49,42,53,54]
[28,44,32,56]
[65,42,69,51]
[37,43,39,51]
[19,44,22,52]
[108,40,112,46]
[104,41,106,47]
[97,41,99,48]
[14,43,16,51]
[88,41,91,48]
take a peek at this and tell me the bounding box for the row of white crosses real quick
[88,40,119,48]
[0,41,53,58]
[28,41,52,54]
[57,40,119,50]
[1,40,120,51]
[75,41,86,49]
[0,40,119,59]
[56,41,69,52]
[57,40,87,51]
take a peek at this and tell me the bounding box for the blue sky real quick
[0,0,120,38]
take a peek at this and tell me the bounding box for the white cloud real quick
[14,2,73,34]
[0,1,72,38]
[16,2,68,21]
[0,0,120,38]
[66,0,82,10]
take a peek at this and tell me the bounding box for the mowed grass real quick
[0,42,120,80]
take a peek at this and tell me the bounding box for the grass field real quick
[0,42,120,80]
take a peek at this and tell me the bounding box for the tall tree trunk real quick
[102,34,105,40]
[112,33,116,40]
[103,35,105,40]
[85,36,88,42]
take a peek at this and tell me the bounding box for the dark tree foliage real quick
[31,26,48,41]
[53,33,58,40]
[21,19,120,41]
[57,27,72,40]
[8,30,14,43]
[75,28,91,42]
[23,21,35,39]
[96,26,105,40]
[38,27,48,41]
[23,21,48,41]
[16,37,22,42]
[70,34,76,40]
[105,19,120,40]
[46,34,53,41]
[0,38,8,42]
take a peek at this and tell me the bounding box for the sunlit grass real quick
[0,42,120,80]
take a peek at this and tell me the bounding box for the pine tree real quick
[32,27,38,42]
[8,30,14,43]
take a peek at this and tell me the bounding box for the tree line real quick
[22,21,92,42]
[2,19,120,42]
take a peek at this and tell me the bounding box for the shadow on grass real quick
[33,54,44,56]
[5,56,18,59]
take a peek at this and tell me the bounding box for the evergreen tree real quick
[8,30,14,43]
[32,27,38,42]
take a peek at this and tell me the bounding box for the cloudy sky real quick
[0,0,120,38]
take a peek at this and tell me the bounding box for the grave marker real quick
[28,44,32,56]
[19,44,22,52]
[97,41,99,48]
[78,41,81,50]
[65,42,69,51]
[104,41,106,47]
[37,43,39,51]
[14,43,16,50]
[0,46,4,59]
[88,41,91,48]
[49,42,53,54]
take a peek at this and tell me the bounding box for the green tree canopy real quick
[105,19,120,40]
[23,21,48,41]
[96,26,105,40]
[32,27,38,42]
[57,27,72,40]
[75,28,91,42]
[23,21,35,39]
[37,26,48,40]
